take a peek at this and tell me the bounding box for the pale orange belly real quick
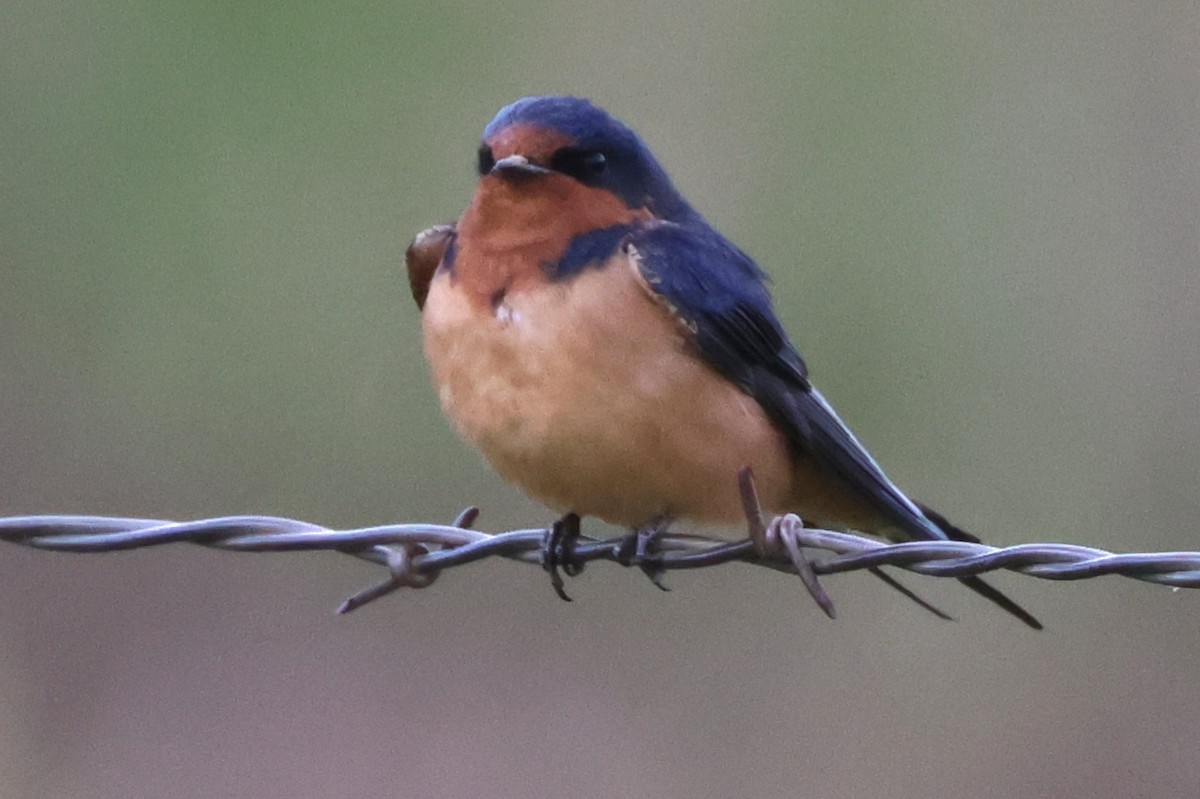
[421,257,796,528]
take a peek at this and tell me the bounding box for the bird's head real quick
[466,96,695,231]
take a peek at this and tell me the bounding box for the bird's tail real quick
[918,503,1043,630]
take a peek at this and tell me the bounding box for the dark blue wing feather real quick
[627,222,946,542]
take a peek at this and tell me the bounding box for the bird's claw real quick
[542,512,582,602]
[614,515,673,591]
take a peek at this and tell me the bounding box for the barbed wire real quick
[2,479,1197,620]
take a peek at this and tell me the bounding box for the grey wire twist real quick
[2,505,1196,617]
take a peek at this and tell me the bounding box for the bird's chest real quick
[420,246,794,526]
[421,258,670,468]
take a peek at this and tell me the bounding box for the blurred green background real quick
[2,1,1198,797]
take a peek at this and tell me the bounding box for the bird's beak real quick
[491,154,549,177]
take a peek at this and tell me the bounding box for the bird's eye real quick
[550,148,608,184]
[477,144,496,175]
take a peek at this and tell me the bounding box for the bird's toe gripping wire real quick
[614,514,674,592]
[543,512,583,602]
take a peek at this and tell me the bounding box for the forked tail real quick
[919,503,1043,630]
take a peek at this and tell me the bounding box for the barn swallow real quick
[407,96,1040,628]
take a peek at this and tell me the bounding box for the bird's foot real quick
[614,514,673,591]
[542,512,583,602]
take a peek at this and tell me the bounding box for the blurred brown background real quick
[2,2,1198,797]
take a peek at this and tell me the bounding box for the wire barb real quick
[738,466,835,618]
[2,510,1198,619]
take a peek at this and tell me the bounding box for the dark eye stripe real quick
[549,147,608,185]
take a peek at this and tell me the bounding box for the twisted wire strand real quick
[2,512,1197,616]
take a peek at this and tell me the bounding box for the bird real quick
[406,95,1040,628]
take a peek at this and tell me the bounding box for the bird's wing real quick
[624,221,944,543]
[406,224,456,310]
